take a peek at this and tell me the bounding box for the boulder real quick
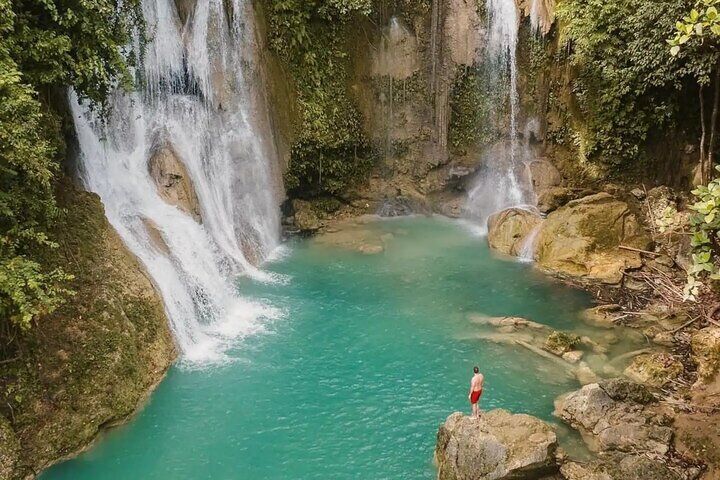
[561,452,699,480]
[536,186,573,214]
[543,331,580,356]
[535,193,651,284]
[148,146,202,222]
[0,416,18,480]
[623,353,683,388]
[292,200,322,232]
[435,411,558,480]
[528,159,562,198]
[691,327,720,385]
[487,207,543,256]
[554,380,671,455]
[562,351,583,364]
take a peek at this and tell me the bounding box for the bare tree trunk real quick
[709,64,720,181]
[700,85,707,185]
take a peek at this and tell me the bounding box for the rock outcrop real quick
[0,184,176,478]
[487,207,543,256]
[435,411,558,480]
[148,146,202,222]
[528,159,562,199]
[554,380,671,455]
[691,327,720,385]
[535,193,651,284]
[561,452,700,480]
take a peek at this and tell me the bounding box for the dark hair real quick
[473,366,479,373]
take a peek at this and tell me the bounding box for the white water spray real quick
[466,0,532,229]
[70,0,282,364]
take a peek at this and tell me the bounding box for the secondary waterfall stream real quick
[466,0,532,228]
[70,0,282,364]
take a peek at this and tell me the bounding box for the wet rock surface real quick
[487,207,543,256]
[435,411,558,480]
[148,146,202,222]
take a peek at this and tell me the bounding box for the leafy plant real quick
[684,166,720,300]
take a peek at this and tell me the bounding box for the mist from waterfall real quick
[70,0,283,364]
[465,0,533,231]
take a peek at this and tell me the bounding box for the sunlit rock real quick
[535,193,651,284]
[623,353,683,388]
[487,207,542,256]
[435,411,558,480]
[691,327,720,386]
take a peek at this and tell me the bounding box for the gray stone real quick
[554,382,671,455]
[436,411,558,480]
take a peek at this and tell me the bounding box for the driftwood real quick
[619,245,660,256]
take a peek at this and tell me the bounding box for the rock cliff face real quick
[435,411,559,480]
[0,182,176,479]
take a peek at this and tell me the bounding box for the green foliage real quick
[0,0,141,331]
[685,166,720,300]
[669,0,720,59]
[556,0,703,170]
[266,0,376,197]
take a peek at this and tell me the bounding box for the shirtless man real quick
[468,366,484,419]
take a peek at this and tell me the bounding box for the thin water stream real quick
[42,217,614,480]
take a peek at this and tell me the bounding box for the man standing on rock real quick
[468,366,484,419]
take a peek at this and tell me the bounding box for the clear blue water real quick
[43,217,592,480]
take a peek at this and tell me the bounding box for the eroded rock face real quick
[691,327,720,385]
[535,193,651,284]
[148,147,202,222]
[487,207,542,256]
[435,411,558,480]
[554,380,672,456]
[292,200,322,232]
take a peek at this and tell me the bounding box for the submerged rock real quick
[623,353,683,388]
[543,332,580,357]
[435,411,558,480]
[487,207,543,256]
[535,193,651,284]
[691,327,720,385]
[554,380,671,455]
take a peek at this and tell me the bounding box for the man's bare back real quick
[471,373,484,393]
[468,367,484,418]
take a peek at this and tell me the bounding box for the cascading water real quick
[70,0,282,364]
[465,0,533,230]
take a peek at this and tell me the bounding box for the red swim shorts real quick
[470,390,482,404]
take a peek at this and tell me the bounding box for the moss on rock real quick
[624,353,684,388]
[0,181,176,478]
[544,331,580,356]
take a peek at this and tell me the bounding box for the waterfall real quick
[70,0,282,364]
[465,0,532,231]
[517,223,541,262]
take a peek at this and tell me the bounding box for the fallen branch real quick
[619,245,660,256]
[671,316,702,333]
